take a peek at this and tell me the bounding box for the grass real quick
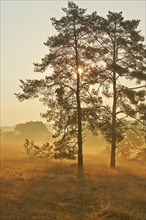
[0,154,146,220]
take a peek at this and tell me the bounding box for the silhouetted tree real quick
[24,139,77,160]
[117,122,145,160]
[15,121,50,141]
[133,148,146,163]
[89,11,146,167]
[15,4,145,171]
[15,2,102,177]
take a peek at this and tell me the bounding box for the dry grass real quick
[0,152,146,220]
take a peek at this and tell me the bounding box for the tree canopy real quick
[16,2,146,173]
[15,121,51,141]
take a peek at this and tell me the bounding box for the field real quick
[0,151,146,220]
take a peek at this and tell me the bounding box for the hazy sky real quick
[1,0,145,126]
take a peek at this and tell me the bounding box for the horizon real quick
[0,120,54,128]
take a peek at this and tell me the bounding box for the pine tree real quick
[15,2,102,177]
[89,11,146,167]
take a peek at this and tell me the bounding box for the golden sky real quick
[1,0,145,126]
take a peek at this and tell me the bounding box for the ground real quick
[0,155,146,220]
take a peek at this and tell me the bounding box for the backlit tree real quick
[89,11,146,167]
[15,2,102,177]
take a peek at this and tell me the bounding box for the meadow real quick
[0,147,146,220]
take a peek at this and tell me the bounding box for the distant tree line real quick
[15,2,146,177]
[1,121,52,143]
[1,121,145,162]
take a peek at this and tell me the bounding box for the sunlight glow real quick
[78,67,83,75]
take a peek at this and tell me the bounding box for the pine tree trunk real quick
[110,40,117,168]
[110,112,116,168]
[76,53,83,178]
[74,19,84,177]
[110,85,116,168]
[77,89,84,177]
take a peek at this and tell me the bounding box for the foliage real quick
[88,11,146,167]
[15,2,146,169]
[117,123,145,160]
[133,148,146,162]
[24,139,77,160]
[15,2,103,175]
[15,121,50,140]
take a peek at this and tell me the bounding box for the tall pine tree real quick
[89,11,146,167]
[16,2,102,177]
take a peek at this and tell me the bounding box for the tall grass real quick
[1,150,145,220]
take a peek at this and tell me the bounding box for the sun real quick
[78,67,83,75]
